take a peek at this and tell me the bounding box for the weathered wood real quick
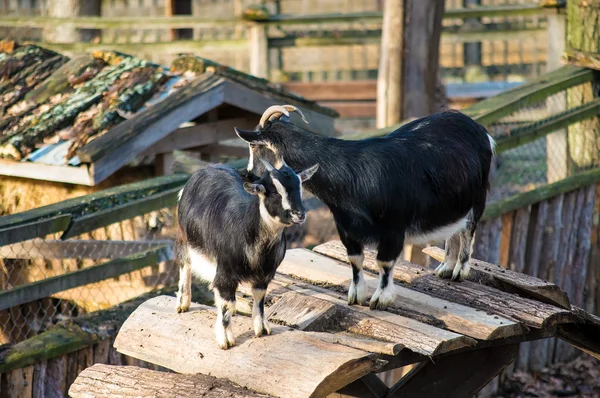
[69,364,272,398]
[60,187,181,239]
[482,167,600,221]
[114,296,381,398]
[464,65,593,126]
[565,0,600,70]
[140,118,255,157]
[44,356,67,398]
[0,245,172,311]
[499,212,514,268]
[0,239,173,260]
[266,288,474,357]
[387,344,518,398]
[422,245,570,310]
[0,214,71,247]
[0,159,93,186]
[281,249,521,341]
[249,23,268,79]
[376,0,403,128]
[33,360,47,397]
[0,174,188,230]
[314,241,575,330]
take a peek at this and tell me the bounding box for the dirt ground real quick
[494,355,600,398]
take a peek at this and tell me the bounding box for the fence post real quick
[249,22,269,79]
[545,6,568,183]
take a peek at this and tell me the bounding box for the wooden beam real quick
[464,65,593,126]
[0,214,72,246]
[60,186,181,240]
[221,80,336,136]
[0,239,173,260]
[248,23,268,79]
[114,296,382,398]
[140,118,254,157]
[0,245,172,311]
[69,364,272,398]
[196,144,249,159]
[387,344,518,397]
[0,160,93,186]
[0,174,188,230]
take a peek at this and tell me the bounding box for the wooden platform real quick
[70,241,600,398]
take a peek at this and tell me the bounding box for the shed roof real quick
[0,41,338,186]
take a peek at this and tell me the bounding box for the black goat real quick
[175,160,319,349]
[235,105,495,311]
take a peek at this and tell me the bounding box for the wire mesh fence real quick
[488,81,600,202]
[0,206,179,345]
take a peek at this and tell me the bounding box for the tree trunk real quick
[42,0,80,44]
[403,0,446,118]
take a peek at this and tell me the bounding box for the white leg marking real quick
[176,258,191,313]
[370,260,396,310]
[252,288,271,337]
[436,233,461,279]
[214,289,236,350]
[347,254,368,306]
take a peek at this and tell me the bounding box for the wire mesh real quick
[488,81,600,202]
[0,206,180,345]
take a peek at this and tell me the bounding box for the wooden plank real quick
[60,187,181,239]
[44,356,67,398]
[221,80,336,137]
[313,241,575,330]
[197,144,249,159]
[284,81,376,101]
[464,65,593,126]
[320,101,376,119]
[0,159,93,186]
[248,23,268,79]
[69,364,273,398]
[0,174,188,230]
[482,167,600,221]
[422,245,570,310]
[140,117,255,157]
[0,214,71,246]
[280,249,522,341]
[387,344,519,398]
[33,361,46,398]
[0,245,172,311]
[113,296,381,398]
[0,239,173,260]
[499,212,514,268]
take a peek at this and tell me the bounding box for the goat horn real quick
[260,158,275,172]
[259,105,290,128]
[282,105,309,125]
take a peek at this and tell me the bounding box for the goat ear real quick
[298,163,319,182]
[235,127,267,145]
[243,182,265,195]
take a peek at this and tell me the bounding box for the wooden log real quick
[113,296,381,398]
[280,249,522,342]
[45,356,67,398]
[69,363,273,398]
[314,241,575,330]
[529,194,564,371]
[420,244,570,310]
[387,344,519,398]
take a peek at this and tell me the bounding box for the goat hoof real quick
[368,287,394,310]
[451,262,471,282]
[176,304,189,313]
[348,278,368,306]
[435,262,454,279]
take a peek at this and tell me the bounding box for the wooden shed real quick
[0,42,338,187]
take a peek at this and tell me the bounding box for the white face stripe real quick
[247,146,254,172]
[271,177,291,210]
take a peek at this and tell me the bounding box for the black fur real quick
[237,109,494,308]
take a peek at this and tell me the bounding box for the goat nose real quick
[291,211,306,224]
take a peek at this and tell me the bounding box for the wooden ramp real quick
[70,241,600,398]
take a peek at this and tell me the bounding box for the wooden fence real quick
[0,0,549,118]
